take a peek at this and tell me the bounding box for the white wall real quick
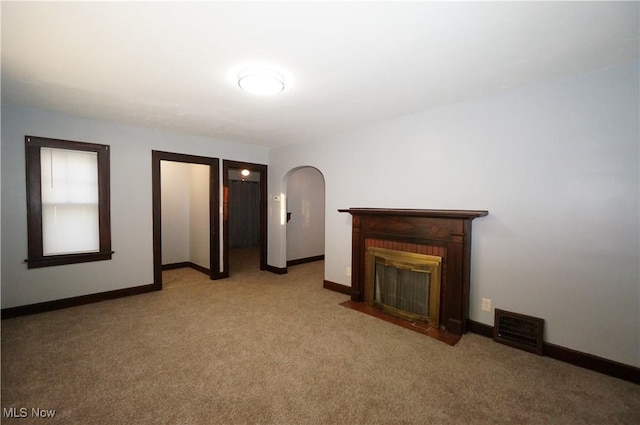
[189,163,210,268]
[268,62,640,367]
[161,161,191,264]
[1,104,267,308]
[286,167,325,261]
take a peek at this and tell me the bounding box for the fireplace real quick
[339,208,488,338]
[367,247,442,328]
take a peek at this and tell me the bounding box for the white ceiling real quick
[2,1,638,149]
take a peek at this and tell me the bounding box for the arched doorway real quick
[284,166,326,267]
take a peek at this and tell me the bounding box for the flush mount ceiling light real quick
[237,67,285,96]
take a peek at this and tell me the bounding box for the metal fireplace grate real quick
[493,309,544,355]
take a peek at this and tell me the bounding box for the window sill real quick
[26,251,113,269]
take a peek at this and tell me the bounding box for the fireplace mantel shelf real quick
[338,208,488,220]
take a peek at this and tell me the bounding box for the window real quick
[25,136,112,268]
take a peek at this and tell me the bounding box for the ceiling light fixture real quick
[237,67,285,96]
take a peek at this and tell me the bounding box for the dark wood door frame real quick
[222,160,268,277]
[152,151,220,289]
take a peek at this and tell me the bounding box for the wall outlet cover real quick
[482,298,491,312]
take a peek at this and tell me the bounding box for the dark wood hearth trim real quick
[467,319,640,385]
[323,280,352,295]
[265,265,287,275]
[1,284,158,320]
[287,255,325,267]
[340,300,461,346]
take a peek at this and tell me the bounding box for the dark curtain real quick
[229,180,260,248]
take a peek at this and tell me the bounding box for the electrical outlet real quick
[482,298,491,312]
[346,267,351,277]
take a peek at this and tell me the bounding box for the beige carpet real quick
[2,255,639,425]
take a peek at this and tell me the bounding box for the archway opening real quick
[284,166,326,270]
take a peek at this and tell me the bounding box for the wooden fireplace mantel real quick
[339,207,488,336]
[337,208,488,219]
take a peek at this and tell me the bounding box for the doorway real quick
[284,166,326,267]
[222,160,267,277]
[152,151,220,289]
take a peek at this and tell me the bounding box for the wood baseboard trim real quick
[287,255,325,267]
[466,319,640,385]
[162,262,190,270]
[466,318,494,338]
[265,265,287,275]
[162,262,210,276]
[323,280,352,295]
[188,262,210,276]
[1,283,158,320]
[543,342,640,385]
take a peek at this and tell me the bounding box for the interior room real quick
[1,2,639,424]
[161,160,211,274]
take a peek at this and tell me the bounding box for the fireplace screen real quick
[366,247,441,328]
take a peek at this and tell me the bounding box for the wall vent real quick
[493,309,544,355]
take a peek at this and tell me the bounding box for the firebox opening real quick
[366,247,442,329]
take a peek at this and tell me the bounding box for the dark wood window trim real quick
[25,136,112,268]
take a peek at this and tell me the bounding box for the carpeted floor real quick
[2,254,639,424]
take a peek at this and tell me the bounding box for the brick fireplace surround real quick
[338,208,488,341]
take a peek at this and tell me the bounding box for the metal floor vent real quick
[493,309,544,355]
